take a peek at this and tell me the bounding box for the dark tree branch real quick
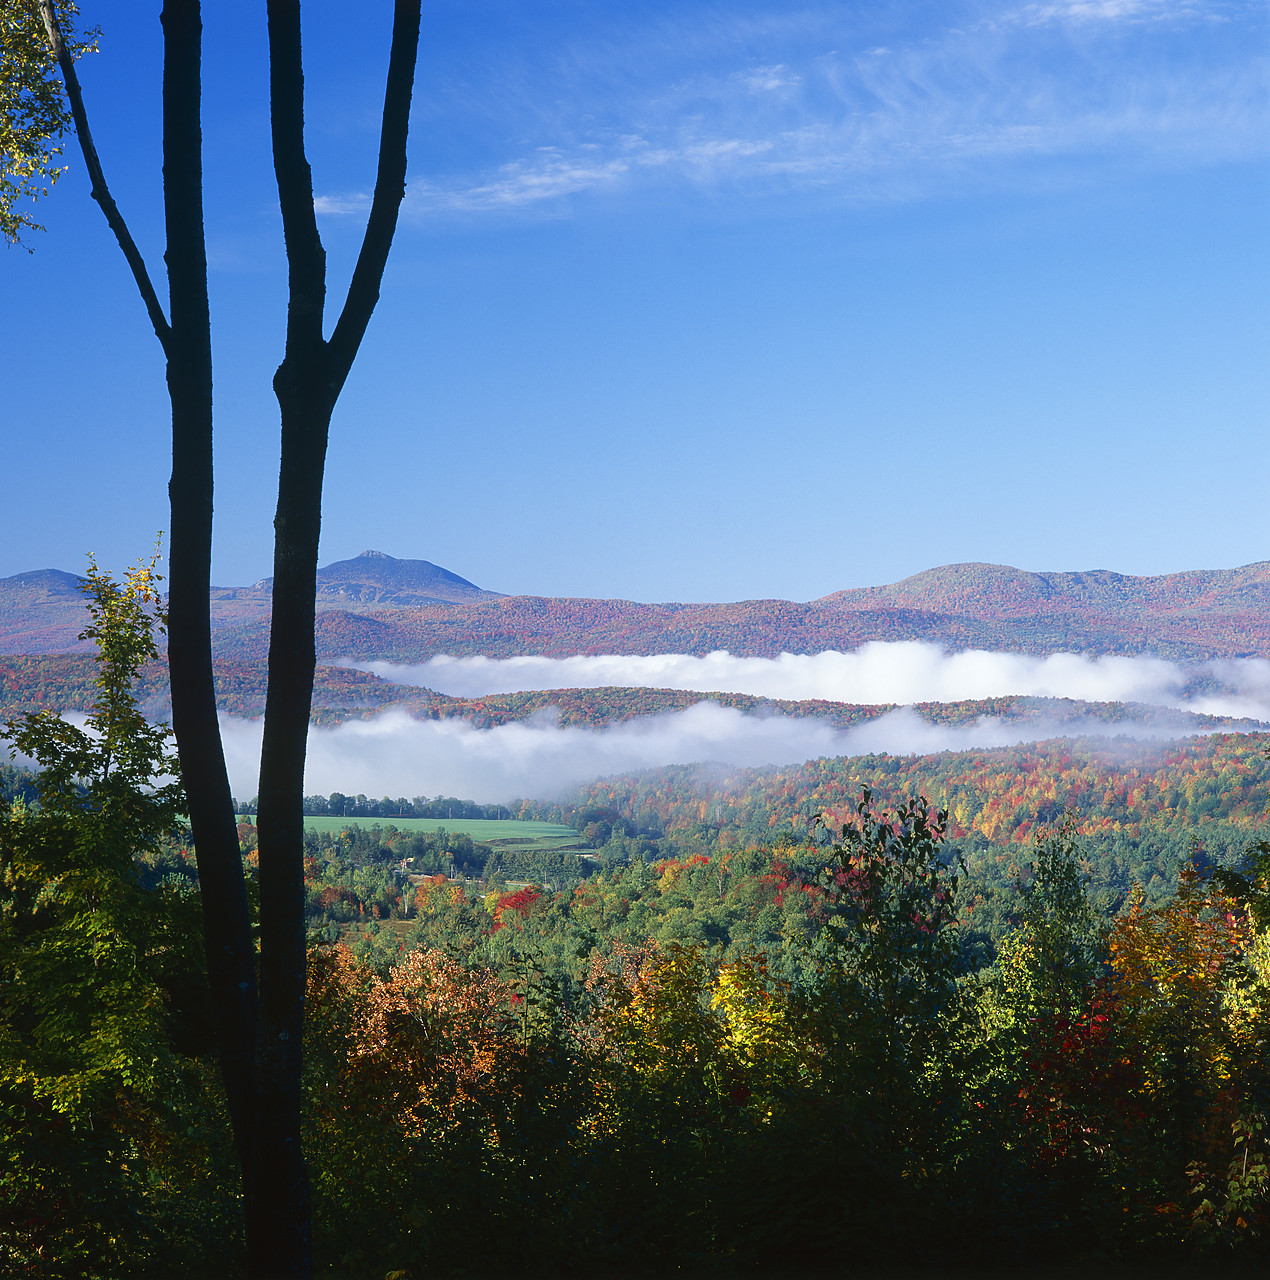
[326,0,422,388]
[29,4,420,1276]
[266,0,325,357]
[36,0,172,351]
[253,8,333,1275]
[42,0,260,1243]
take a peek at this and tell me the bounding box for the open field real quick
[297,814,585,848]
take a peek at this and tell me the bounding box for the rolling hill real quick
[5,553,1270,662]
[212,561,1270,663]
[820,561,1270,618]
[0,551,503,655]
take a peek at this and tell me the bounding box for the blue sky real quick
[3,0,1267,602]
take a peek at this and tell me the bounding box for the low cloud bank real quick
[12,646,1270,806]
[216,702,1228,806]
[349,644,1270,723]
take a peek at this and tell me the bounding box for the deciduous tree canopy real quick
[0,0,93,246]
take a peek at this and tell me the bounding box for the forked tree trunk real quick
[41,3,420,1274]
[251,4,420,1275]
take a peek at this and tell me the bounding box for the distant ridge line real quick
[815,560,1270,618]
[4,555,1270,662]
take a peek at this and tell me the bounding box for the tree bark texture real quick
[251,4,420,1276]
[41,0,262,1232]
[159,0,261,1232]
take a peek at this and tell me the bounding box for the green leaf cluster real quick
[0,0,96,248]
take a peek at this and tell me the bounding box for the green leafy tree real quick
[954,829,1115,1244]
[976,825,1104,1058]
[1105,861,1264,1238]
[0,0,94,246]
[812,790,964,1125]
[0,556,234,1274]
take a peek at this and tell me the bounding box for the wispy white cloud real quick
[313,193,372,216]
[406,133,801,213]
[1011,0,1218,27]
[735,64,803,92]
[406,148,644,214]
[384,2,1266,219]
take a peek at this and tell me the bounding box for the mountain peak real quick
[313,552,501,605]
[247,552,501,605]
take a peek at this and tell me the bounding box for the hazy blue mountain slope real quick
[6,556,1270,660]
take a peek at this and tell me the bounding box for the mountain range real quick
[4,550,1270,661]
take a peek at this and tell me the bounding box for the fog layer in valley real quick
[15,703,1103,807]
[218,704,1242,806]
[348,644,1270,720]
[14,644,1270,804]
[353,645,1270,727]
[262,643,1270,802]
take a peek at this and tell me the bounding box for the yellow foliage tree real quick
[1106,859,1269,1241]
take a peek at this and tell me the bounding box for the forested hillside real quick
[508,733,1270,938]
[8,552,1270,1277]
[214,589,1270,663]
[8,555,1270,659]
[9,602,1270,1274]
[532,732,1270,851]
[13,742,1270,1274]
[822,560,1270,620]
[0,655,414,719]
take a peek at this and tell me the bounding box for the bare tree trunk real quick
[253,381,331,1279]
[159,5,260,1220]
[251,4,421,1275]
[41,0,261,1226]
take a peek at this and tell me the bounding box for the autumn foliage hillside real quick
[12,556,1270,660]
[537,732,1270,850]
[11,719,1270,1273]
[210,588,1270,662]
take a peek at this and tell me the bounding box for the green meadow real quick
[295,814,584,849]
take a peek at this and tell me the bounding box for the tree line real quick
[230,793,516,822]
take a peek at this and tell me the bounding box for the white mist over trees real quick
[352,645,1270,719]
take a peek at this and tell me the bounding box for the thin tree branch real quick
[326,0,422,389]
[162,0,210,361]
[266,0,325,358]
[37,0,172,351]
